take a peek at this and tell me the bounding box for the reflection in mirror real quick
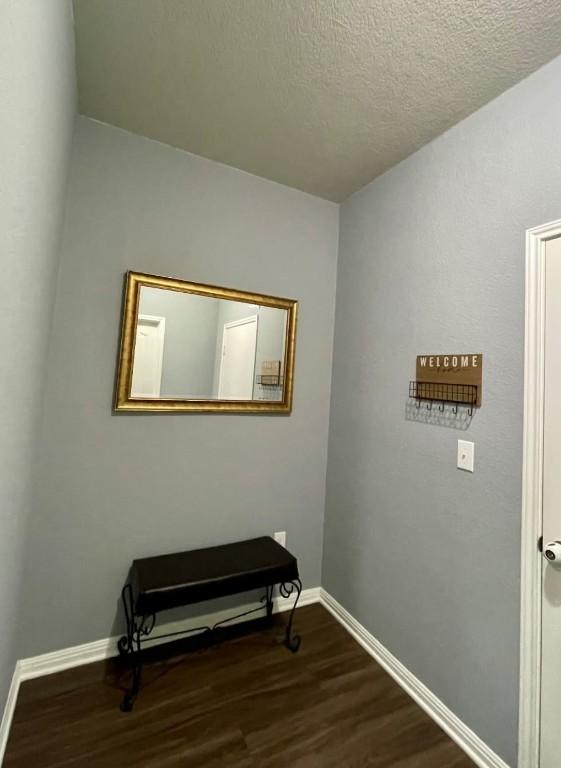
[115,272,297,413]
[131,287,288,402]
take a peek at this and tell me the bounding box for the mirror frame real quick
[115,271,298,413]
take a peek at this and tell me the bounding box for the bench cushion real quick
[131,536,299,615]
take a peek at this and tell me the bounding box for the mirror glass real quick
[131,286,288,402]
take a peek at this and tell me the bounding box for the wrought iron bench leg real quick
[118,584,134,657]
[265,584,274,622]
[118,584,155,712]
[280,578,302,652]
[121,650,142,712]
[117,576,302,710]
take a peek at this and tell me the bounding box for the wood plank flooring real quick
[4,604,475,767]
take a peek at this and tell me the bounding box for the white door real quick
[541,235,561,767]
[131,315,165,397]
[218,315,258,400]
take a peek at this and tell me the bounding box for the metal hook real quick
[426,401,432,411]
[452,404,458,415]
[415,399,421,409]
[439,401,445,412]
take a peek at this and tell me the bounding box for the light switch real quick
[457,440,475,472]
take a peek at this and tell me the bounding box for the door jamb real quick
[520,218,561,768]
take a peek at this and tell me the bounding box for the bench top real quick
[131,536,299,614]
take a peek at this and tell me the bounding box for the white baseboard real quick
[18,587,320,682]
[1,587,509,768]
[0,664,22,767]
[319,589,510,768]
[0,586,320,765]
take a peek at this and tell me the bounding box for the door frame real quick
[217,314,258,400]
[520,218,561,768]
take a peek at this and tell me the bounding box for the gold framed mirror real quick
[115,271,298,413]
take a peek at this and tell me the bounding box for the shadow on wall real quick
[404,401,474,431]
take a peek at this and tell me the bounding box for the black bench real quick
[118,536,302,711]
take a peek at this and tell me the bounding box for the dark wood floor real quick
[5,604,474,767]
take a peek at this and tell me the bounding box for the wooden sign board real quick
[415,353,482,406]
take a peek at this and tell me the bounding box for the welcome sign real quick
[415,353,483,406]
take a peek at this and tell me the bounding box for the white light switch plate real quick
[274,531,286,547]
[457,440,475,472]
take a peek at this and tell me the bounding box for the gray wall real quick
[323,53,561,766]
[0,1,75,711]
[19,116,338,657]
[139,287,219,397]
[253,307,287,402]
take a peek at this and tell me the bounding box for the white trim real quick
[1,587,511,768]
[0,665,21,765]
[0,587,320,764]
[20,586,320,681]
[519,218,561,768]
[319,589,510,768]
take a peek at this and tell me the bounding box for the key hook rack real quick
[409,381,478,416]
[410,353,483,417]
[256,374,284,388]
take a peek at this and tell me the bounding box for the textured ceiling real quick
[73,0,561,202]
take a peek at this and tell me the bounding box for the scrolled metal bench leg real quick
[118,585,155,712]
[265,584,274,622]
[118,584,134,656]
[121,650,142,712]
[279,578,302,653]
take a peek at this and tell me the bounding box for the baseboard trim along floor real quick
[319,589,510,768]
[0,669,20,768]
[0,586,320,763]
[1,587,509,768]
